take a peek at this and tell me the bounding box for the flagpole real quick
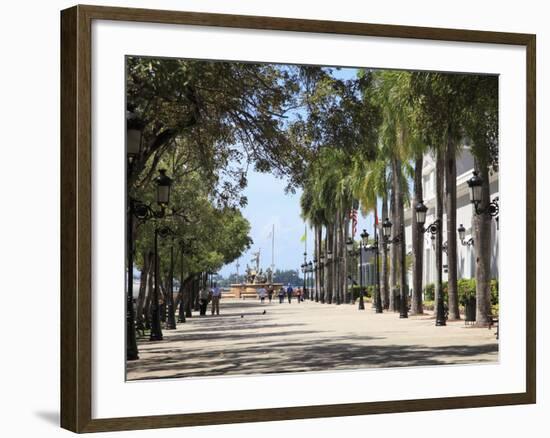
[271,224,275,271]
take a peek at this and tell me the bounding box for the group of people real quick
[198,283,222,316]
[257,284,305,304]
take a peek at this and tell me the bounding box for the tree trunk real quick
[392,156,408,317]
[435,149,445,317]
[327,224,335,303]
[381,192,390,309]
[474,165,492,326]
[411,155,424,314]
[136,250,152,330]
[144,261,154,329]
[316,225,322,300]
[322,226,328,303]
[337,214,346,304]
[445,137,460,320]
[343,215,350,303]
[389,186,398,311]
[332,220,338,304]
[186,274,197,317]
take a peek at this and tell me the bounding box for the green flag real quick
[300,233,306,242]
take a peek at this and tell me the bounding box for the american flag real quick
[350,207,358,237]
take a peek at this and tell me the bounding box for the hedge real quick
[423,279,498,306]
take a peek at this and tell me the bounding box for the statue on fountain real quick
[229,252,282,299]
[245,264,255,284]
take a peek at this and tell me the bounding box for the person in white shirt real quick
[258,287,267,303]
[198,288,210,316]
[211,283,222,315]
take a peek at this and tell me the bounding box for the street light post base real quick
[149,332,163,341]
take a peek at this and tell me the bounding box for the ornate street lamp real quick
[415,201,445,326]
[126,151,174,358]
[126,120,143,361]
[415,201,439,237]
[467,171,499,220]
[156,169,173,206]
[365,233,383,314]
[467,171,483,208]
[126,110,145,165]
[129,168,174,343]
[357,229,369,310]
[457,224,474,247]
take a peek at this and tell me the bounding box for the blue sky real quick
[218,167,376,278]
[218,65,376,278]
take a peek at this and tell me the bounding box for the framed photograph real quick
[60,4,536,433]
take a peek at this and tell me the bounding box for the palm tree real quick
[351,156,388,307]
[463,75,499,326]
[369,70,413,316]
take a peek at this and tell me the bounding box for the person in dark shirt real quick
[286,284,293,304]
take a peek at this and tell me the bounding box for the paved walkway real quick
[127,299,498,380]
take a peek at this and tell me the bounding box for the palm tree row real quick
[300,70,498,326]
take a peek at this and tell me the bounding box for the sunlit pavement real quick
[127,298,498,380]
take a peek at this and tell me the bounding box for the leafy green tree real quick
[410,72,498,323]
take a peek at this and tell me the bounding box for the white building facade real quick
[403,150,499,289]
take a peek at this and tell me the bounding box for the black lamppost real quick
[303,251,308,299]
[300,262,307,293]
[150,225,174,341]
[308,261,313,300]
[126,126,173,357]
[327,250,333,303]
[346,237,355,304]
[415,201,445,326]
[126,123,143,361]
[367,229,383,314]
[178,240,186,323]
[457,224,474,247]
[142,170,174,342]
[319,253,325,303]
[381,218,409,318]
[358,229,369,310]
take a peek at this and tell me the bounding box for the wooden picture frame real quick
[60,4,536,433]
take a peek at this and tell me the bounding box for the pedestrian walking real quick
[198,287,209,316]
[278,287,285,304]
[211,282,221,315]
[258,286,267,303]
[296,287,301,303]
[267,284,274,303]
[286,283,293,304]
